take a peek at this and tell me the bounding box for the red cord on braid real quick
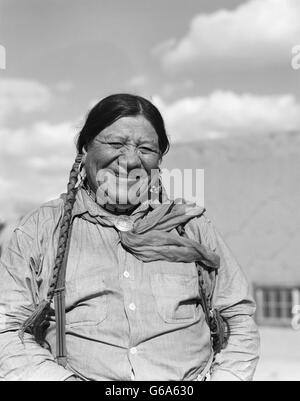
[19,153,83,344]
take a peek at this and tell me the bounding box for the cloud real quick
[0,118,77,160]
[156,0,300,71]
[0,77,79,217]
[127,74,148,89]
[0,78,80,179]
[160,80,194,99]
[153,91,300,142]
[0,119,78,221]
[0,78,52,123]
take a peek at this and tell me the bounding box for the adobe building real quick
[164,131,300,327]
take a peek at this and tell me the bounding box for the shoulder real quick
[15,196,65,239]
[0,196,65,258]
[185,208,218,252]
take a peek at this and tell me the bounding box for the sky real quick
[0,0,300,219]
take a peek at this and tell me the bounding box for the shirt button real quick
[123,271,130,278]
[130,347,137,355]
[129,303,136,311]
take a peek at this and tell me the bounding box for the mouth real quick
[110,170,144,182]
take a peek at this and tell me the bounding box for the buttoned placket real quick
[117,237,140,376]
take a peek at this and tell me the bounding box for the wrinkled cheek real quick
[141,156,161,175]
[86,153,116,187]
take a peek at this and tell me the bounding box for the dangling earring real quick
[148,167,162,206]
[149,185,159,194]
[149,166,161,194]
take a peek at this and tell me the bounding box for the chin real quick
[105,202,138,215]
[115,196,139,208]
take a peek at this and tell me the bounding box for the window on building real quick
[254,286,300,326]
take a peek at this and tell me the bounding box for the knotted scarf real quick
[80,195,220,269]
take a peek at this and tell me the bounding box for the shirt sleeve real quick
[0,211,73,381]
[186,213,260,381]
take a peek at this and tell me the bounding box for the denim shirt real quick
[0,189,259,381]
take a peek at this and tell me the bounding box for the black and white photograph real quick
[0,0,299,383]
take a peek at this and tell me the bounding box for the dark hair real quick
[77,93,170,156]
[20,94,170,350]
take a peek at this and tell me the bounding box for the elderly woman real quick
[0,94,259,381]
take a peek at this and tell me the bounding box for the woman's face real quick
[84,115,161,209]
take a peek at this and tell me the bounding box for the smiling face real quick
[84,115,162,211]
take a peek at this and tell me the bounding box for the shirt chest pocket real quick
[65,273,107,327]
[151,273,200,324]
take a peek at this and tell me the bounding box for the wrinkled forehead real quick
[97,115,159,144]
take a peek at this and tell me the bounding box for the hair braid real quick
[47,153,83,300]
[19,153,83,343]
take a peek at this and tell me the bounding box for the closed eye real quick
[138,146,157,153]
[108,142,124,149]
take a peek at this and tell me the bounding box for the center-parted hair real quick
[77,93,170,156]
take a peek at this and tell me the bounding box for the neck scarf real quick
[79,193,220,269]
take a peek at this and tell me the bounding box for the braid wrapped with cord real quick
[19,153,83,344]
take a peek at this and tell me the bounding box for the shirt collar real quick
[70,187,153,220]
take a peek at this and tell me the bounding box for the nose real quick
[118,146,142,173]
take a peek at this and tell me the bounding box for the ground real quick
[254,327,300,381]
